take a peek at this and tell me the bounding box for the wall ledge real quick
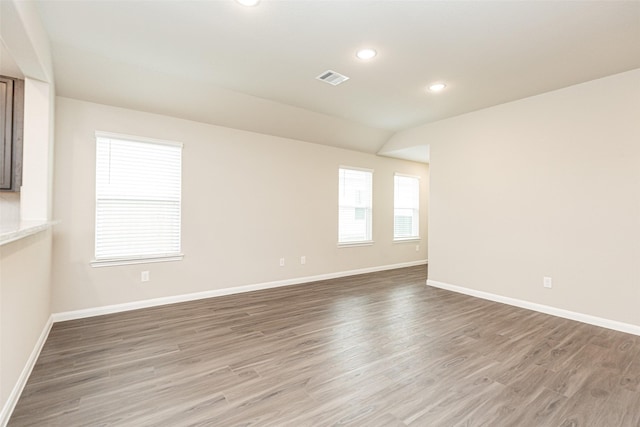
[0,220,54,246]
[426,279,640,337]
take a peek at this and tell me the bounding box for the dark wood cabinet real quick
[0,75,24,192]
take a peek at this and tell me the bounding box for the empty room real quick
[1,0,639,425]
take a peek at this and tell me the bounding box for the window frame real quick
[393,173,420,241]
[338,166,374,247]
[91,131,184,267]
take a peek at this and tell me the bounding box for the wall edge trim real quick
[52,260,428,322]
[1,315,54,426]
[426,279,640,336]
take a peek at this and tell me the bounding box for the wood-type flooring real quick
[9,266,640,426]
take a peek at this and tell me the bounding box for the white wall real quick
[396,69,640,327]
[0,230,52,415]
[20,78,55,221]
[51,97,428,313]
[0,1,55,422]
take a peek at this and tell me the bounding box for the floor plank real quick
[9,266,640,426]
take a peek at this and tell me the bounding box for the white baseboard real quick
[1,315,53,427]
[426,279,640,337]
[0,261,427,425]
[53,260,428,322]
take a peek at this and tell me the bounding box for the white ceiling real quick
[34,0,640,162]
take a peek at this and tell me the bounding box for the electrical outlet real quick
[543,276,552,288]
[300,256,306,265]
[279,257,285,267]
[141,271,150,282]
[416,244,420,252]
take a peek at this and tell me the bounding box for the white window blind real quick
[394,174,419,239]
[95,133,182,263]
[338,167,373,244]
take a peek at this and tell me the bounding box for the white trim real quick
[338,165,374,173]
[53,260,427,322]
[394,172,421,180]
[91,254,184,268]
[0,263,427,424]
[426,279,640,337]
[337,241,374,248]
[1,315,53,426]
[95,131,183,148]
[393,237,421,243]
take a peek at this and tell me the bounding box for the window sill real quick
[91,254,184,268]
[393,237,421,243]
[0,220,55,246]
[337,240,374,248]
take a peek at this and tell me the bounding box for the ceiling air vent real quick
[316,70,350,86]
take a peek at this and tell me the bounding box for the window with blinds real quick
[338,167,373,244]
[94,132,183,265]
[394,173,419,240]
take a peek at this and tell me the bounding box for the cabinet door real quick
[0,77,14,190]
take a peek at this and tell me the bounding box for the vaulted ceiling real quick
[32,0,640,162]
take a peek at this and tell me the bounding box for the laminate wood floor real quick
[9,266,640,426]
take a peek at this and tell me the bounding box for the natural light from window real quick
[94,132,183,265]
[394,173,419,240]
[338,167,373,244]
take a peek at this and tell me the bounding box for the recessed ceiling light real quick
[428,83,447,93]
[236,0,260,6]
[356,48,377,60]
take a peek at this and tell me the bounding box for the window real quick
[394,173,419,240]
[338,167,373,244]
[94,132,183,266]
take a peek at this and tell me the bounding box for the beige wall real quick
[51,97,428,313]
[400,69,640,326]
[0,230,52,411]
[0,1,56,421]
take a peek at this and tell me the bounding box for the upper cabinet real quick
[0,75,24,192]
